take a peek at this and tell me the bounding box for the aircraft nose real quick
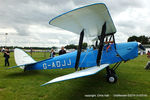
[138,42,145,51]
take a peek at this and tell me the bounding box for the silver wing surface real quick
[41,64,109,86]
[49,3,116,37]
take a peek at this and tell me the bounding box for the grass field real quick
[0,52,150,100]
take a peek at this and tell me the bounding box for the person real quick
[59,46,66,55]
[1,47,5,52]
[50,48,55,58]
[147,50,150,59]
[147,50,150,55]
[4,48,10,66]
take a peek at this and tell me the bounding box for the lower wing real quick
[41,64,109,86]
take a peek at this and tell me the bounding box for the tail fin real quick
[14,48,36,69]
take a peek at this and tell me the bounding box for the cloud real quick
[0,0,150,47]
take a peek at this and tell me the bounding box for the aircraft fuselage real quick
[25,42,138,71]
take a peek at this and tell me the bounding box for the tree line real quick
[128,35,150,44]
[65,42,88,49]
[0,43,88,50]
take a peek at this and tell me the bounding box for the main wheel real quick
[106,74,117,83]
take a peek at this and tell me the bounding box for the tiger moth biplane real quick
[9,3,145,86]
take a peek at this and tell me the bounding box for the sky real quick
[0,0,150,47]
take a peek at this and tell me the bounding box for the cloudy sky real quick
[0,0,150,47]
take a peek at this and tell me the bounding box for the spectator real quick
[4,48,10,66]
[50,48,55,58]
[1,47,5,52]
[59,46,66,55]
[147,50,150,55]
[147,50,150,59]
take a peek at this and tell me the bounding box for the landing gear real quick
[107,75,117,83]
[106,67,117,83]
[105,62,122,83]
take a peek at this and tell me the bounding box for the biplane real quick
[9,3,145,86]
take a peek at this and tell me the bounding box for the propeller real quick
[138,42,145,51]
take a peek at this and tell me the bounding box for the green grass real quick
[0,52,150,100]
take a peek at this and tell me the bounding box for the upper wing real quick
[49,3,116,37]
[41,64,109,86]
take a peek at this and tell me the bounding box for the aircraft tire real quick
[106,74,117,83]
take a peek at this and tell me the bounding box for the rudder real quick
[14,48,36,69]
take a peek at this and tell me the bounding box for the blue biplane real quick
[9,3,145,86]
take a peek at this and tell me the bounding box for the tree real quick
[128,36,138,42]
[51,46,57,50]
[65,42,88,49]
[139,36,149,44]
[82,42,88,49]
[128,35,150,44]
[65,44,77,49]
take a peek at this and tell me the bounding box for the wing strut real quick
[97,22,106,66]
[95,40,98,48]
[75,29,84,71]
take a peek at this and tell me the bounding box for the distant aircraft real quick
[9,3,145,86]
